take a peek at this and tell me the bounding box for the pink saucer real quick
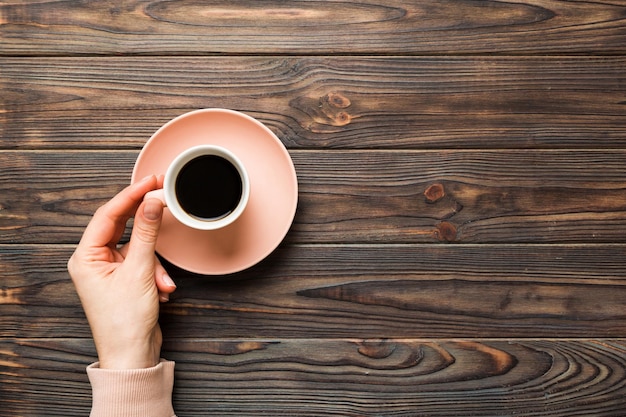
[132,109,298,275]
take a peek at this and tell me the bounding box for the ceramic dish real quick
[132,108,298,275]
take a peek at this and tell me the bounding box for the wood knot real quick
[435,221,458,242]
[324,92,352,125]
[424,183,445,203]
[290,91,354,130]
[333,111,351,126]
[325,91,351,108]
[357,340,396,359]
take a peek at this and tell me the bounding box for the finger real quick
[117,243,130,258]
[123,197,164,270]
[119,245,175,302]
[80,175,161,248]
[156,257,172,302]
[155,261,177,296]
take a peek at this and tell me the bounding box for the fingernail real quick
[160,294,169,303]
[143,198,163,221]
[139,174,155,184]
[163,274,176,289]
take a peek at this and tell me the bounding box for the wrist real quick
[99,355,159,370]
[96,335,161,370]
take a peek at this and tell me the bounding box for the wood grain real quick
[1,338,624,416]
[3,0,626,415]
[1,0,626,55]
[2,150,626,244]
[2,56,626,150]
[1,244,624,339]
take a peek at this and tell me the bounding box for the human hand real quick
[68,175,177,369]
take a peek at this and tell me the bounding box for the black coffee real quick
[175,155,243,220]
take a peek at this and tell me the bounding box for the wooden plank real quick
[3,56,626,150]
[1,338,624,416]
[2,150,626,244]
[2,1,626,55]
[1,244,624,338]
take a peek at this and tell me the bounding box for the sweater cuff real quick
[87,360,176,417]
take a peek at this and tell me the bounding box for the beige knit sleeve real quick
[86,360,176,417]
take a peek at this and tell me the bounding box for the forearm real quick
[87,360,176,417]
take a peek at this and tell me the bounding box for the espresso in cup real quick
[147,145,250,230]
[175,154,243,221]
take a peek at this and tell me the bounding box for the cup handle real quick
[144,189,167,206]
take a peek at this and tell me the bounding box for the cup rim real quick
[164,144,250,230]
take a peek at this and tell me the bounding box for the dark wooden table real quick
[2,1,626,415]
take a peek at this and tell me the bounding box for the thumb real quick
[125,198,164,268]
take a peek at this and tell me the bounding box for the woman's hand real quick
[68,175,177,369]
